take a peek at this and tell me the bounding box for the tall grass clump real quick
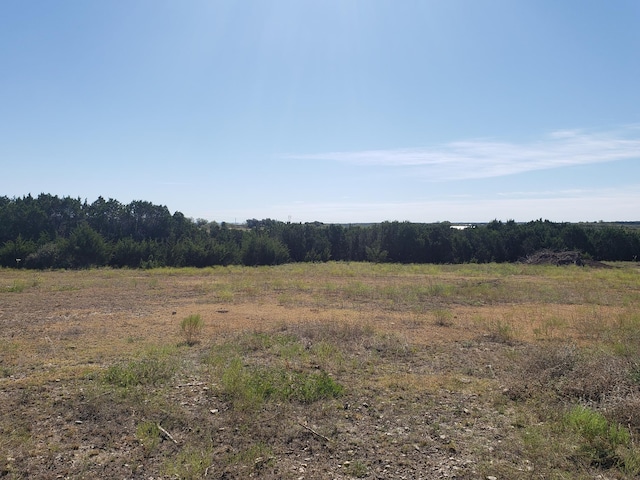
[484,318,517,344]
[433,309,454,327]
[606,312,640,357]
[565,405,637,471]
[180,314,204,346]
[4,280,26,292]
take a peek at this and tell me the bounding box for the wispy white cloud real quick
[496,188,593,198]
[287,127,640,181]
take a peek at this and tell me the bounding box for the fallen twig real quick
[158,424,178,444]
[298,422,331,443]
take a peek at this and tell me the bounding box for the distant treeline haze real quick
[0,194,638,269]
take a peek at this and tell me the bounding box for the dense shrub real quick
[241,234,290,266]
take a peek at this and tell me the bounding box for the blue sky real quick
[1,1,639,223]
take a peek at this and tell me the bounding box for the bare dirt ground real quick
[1,264,638,479]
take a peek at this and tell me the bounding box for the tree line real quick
[0,194,638,269]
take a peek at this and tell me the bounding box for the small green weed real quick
[344,460,368,478]
[214,288,234,303]
[433,309,453,327]
[294,369,344,403]
[621,448,640,477]
[533,316,566,340]
[180,314,204,346]
[311,341,345,370]
[607,312,640,357]
[226,442,274,469]
[277,292,297,306]
[219,357,265,411]
[425,282,453,298]
[163,445,212,480]
[234,331,296,354]
[136,421,161,455]
[343,281,374,300]
[565,405,631,468]
[630,363,640,385]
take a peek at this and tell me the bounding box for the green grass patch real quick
[565,405,635,470]
[4,280,26,292]
[163,445,213,480]
[219,357,343,410]
[103,349,177,389]
[344,459,369,477]
[226,442,274,468]
[606,312,640,357]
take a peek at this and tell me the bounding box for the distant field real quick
[2,262,640,479]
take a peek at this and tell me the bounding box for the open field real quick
[2,262,640,479]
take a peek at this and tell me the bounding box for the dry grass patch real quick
[375,372,492,397]
[2,262,640,479]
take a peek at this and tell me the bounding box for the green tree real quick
[87,197,126,241]
[110,237,148,268]
[241,233,290,266]
[24,240,66,269]
[65,223,109,268]
[0,235,37,267]
[125,201,172,241]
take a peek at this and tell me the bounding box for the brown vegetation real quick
[1,262,639,478]
[523,249,613,268]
